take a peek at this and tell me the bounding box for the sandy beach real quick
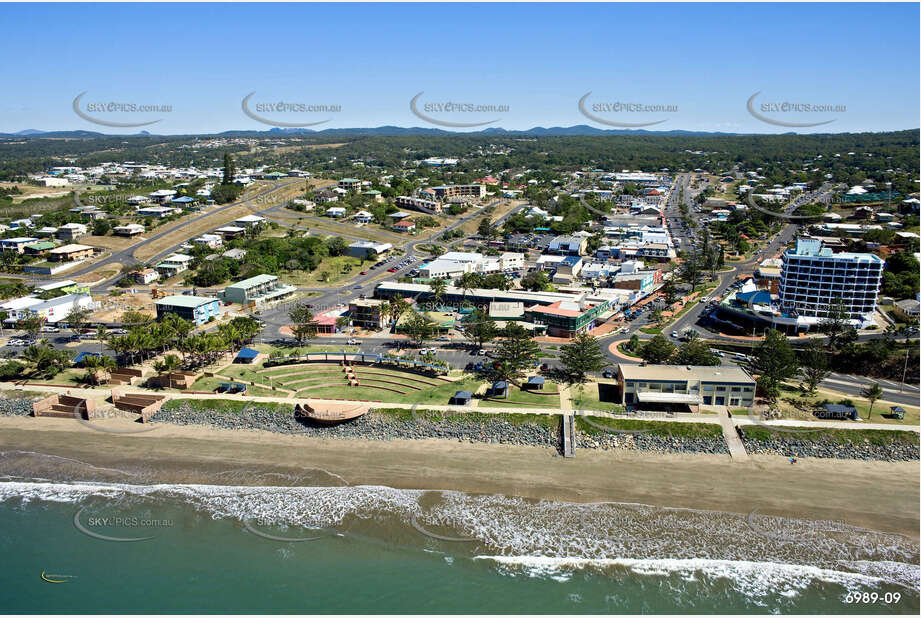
[1,415,918,539]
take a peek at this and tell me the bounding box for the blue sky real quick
[1,2,917,134]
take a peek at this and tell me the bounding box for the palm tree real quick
[83,354,117,384]
[429,278,447,309]
[860,382,884,420]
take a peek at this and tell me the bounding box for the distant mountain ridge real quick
[1,126,916,139]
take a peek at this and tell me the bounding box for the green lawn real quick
[374,407,561,430]
[480,384,561,408]
[576,416,724,439]
[571,383,625,413]
[775,382,921,426]
[740,424,919,446]
[295,377,481,405]
[161,398,292,414]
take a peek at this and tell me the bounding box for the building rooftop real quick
[225,274,279,289]
[619,364,754,384]
[155,294,219,308]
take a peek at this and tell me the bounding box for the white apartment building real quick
[778,238,884,324]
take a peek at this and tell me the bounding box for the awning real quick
[635,391,699,404]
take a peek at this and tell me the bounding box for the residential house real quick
[56,223,88,241]
[48,243,95,262]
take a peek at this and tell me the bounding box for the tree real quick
[65,306,90,336]
[92,219,111,236]
[752,329,799,404]
[402,310,434,346]
[461,308,497,349]
[82,354,117,385]
[21,344,72,378]
[153,353,182,374]
[458,272,482,299]
[560,332,607,384]
[477,217,496,240]
[860,382,883,420]
[649,307,665,326]
[0,360,25,380]
[288,302,317,344]
[639,334,676,364]
[429,278,448,308]
[520,270,552,292]
[800,339,830,394]
[818,298,855,350]
[222,152,235,185]
[673,339,720,366]
[19,315,43,340]
[660,279,679,305]
[492,322,541,382]
[677,250,703,289]
[325,236,348,257]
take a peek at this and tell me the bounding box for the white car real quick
[347,339,359,345]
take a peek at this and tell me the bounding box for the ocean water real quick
[0,452,918,614]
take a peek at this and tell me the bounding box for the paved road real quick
[21,178,305,290]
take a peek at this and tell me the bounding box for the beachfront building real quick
[778,238,884,324]
[219,274,296,307]
[155,295,221,325]
[615,364,756,411]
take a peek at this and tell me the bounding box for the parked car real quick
[671,331,679,338]
[602,369,614,379]
[360,271,367,275]
[40,326,60,333]
[477,349,488,356]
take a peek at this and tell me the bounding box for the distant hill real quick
[1,126,917,139]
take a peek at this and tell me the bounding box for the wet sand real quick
[1,415,918,538]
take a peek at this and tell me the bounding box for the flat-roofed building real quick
[56,223,88,241]
[347,240,392,259]
[24,293,98,324]
[616,364,756,410]
[155,294,221,325]
[779,238,884,324]
[348,298,388,330]
[524,298,608,338]
[430,184,486,200]
[219,274,296,306]
[0,237,39,253]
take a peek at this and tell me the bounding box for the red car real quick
[360,271,367,275]
[387,267,398,272]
